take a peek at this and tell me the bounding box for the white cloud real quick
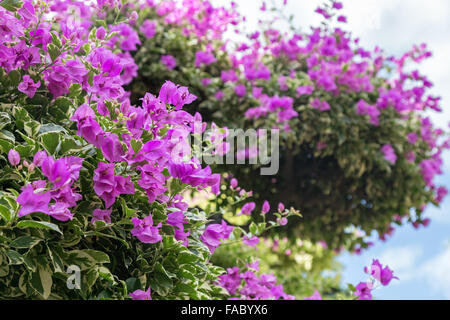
[378,246,423,282]
[420,245,450,298]
[426,202,450,224]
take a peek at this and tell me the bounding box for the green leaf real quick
[17,220,62,234]
[153,262,173,290]
[59,138,81,154]
[82,269,98,293]
[130,139,143,154]
[23,120,41,137]
[47,246,65,273]
[98,266,115,284]
[0,264,9,277]
[0,0,23,12]
[249,222,258,235]
[174,282,197,297]
[6,250,24,265]
[0,204,12,222]
[51,32,62,48]
[83,249,110,264]
[8,69,21,87]
[66,249,110,270]
[69,83,83,99]
[15,144,34,158]
[10,236,42,249]
[54,96,72,111]
[47,43,60,62]
[0,131,15,144]
[120,198,137,218]
[41,132,60,154]
[125,277,141,293]
[30,264,52,299]
[39,124,66,134]
[347,283,357,292]
[178,251,198,265]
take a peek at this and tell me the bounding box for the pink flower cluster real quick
[217,262,295,300]
[355,259,398,300]
[16,151,83,222]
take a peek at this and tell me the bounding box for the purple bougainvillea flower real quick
[277,217,288,226]
[18,0,37,28]
[161,55,177,70]
[229,178,238,189]
[381,144,397,164]
[8,149,20,166]
[114,175,135,195]
[354,282,373,300]
[158,81,197,110]
[18,75,40,98]
[110,23,141,51]
[13,41,40,69]
[333,1,343,10]
[139,20,157,39]
[129,287,152,300]
[221,69,238,83]
[234,83,246,97]
[296,85,314,97]
[91,208,112,225]
[407,132,418,144]
[32,150,47,166]
[96,26,106,40]
[48,202,74,221]
[356,99,380,125]
[240,202,255,216]
[65,59,89,83]
[243,235,259,248]
[167,211,187,229]
[173,227,190,246]
[364,259,399,286]
[70,105,104,147]
[99,133,125,163]
[217,267,241,295]
[40,156,71,188]
[304,290,322,300]
[311,98,331,111]
[194,50,217,68]
[215,90,224,100]
[262,200,270,214]
[137,164,167,203]
[93,162,116,208]
[200,220,234,253]
[17,182,51,217]
[131,215,162,244]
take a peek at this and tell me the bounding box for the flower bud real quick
[8,149,20,166]
[277,217,288,226]
[262,200,270,214]
[28,163,36,173]
[130,11,138,22]
[96,26,106,40]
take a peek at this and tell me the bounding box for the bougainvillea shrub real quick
[0,0,420,300]
[122,0,450,250]
[0,0,304,300]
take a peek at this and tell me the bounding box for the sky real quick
[211,0,450,299]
